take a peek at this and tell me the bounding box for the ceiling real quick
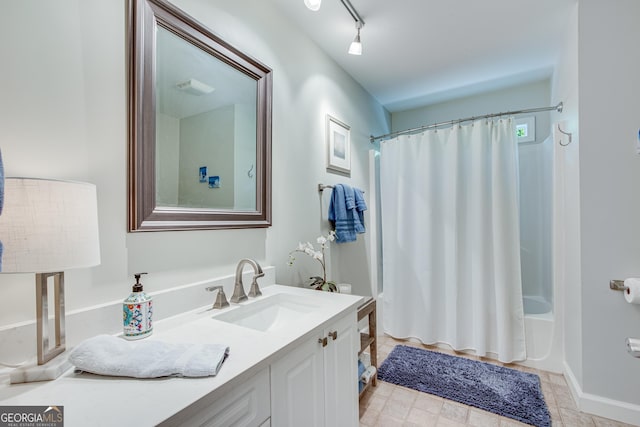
[157,26,256,119]
[269,0,576,112]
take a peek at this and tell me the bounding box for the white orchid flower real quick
[288,232,335,289]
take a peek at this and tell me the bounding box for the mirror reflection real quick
[155,27,257,211]
[128,0,272,231]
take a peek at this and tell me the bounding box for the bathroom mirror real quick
[128,0,272,231]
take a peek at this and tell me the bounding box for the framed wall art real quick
[326,114,351,175]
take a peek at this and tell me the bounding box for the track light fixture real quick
[304,0,365,55]
[339,0,365,56]
[348,21,362,55]
[304,0,321,11]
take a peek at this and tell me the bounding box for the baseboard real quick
[564,361,640,425]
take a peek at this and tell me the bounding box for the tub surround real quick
[0,284,363,426]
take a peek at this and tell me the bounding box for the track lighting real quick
[304,0,365,55]
[348,22,362,55]
[340,0,365,56]
[304,0,321,11]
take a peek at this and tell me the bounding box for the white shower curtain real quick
[380,118,526,363]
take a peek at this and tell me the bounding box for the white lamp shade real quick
[0,178,101,273]
[348,40,362,55]
[304,0,321,11]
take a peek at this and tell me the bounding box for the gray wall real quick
[551,0,640,417]
[577,0,640,408]
[0,0,390,328]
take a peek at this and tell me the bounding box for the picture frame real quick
[208,176,220,188]
[326,114,351,175]
[515,116,536,143]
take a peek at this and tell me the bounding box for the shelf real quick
[359,333,374,356]
[357,297,377,400]
[359,378,374,398]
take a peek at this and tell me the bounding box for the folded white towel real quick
[69,335,229,378]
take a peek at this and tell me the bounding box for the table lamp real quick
[0,177,101,383]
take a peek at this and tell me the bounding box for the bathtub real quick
[523,295,552,315]
[522,295,562,372]
[376,293,563,373]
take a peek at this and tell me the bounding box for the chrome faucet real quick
[231,258,264,303]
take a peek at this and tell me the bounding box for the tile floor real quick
[359,335,637,427]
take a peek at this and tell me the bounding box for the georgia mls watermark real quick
[0,406,63,427]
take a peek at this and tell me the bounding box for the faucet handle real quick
[248,275,263,298]
[206,285,230,309]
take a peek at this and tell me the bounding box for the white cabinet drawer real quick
[160,368,270,427]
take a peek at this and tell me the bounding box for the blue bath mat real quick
[378,345,551,427]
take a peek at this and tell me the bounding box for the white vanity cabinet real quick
[270,311,359,427]
[0,285,363,427]
[159,368,271,427]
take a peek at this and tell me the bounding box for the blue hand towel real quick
[354,188,367,233]
[328,184,367,243]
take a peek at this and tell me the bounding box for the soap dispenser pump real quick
[123,272,153,340]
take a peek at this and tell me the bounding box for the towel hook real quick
[558,124,572,146]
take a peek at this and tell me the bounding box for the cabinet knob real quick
[329,331,338,340]
[318,337,328,347]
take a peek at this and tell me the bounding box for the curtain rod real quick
[369,102,563,143]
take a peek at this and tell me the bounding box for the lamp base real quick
[9,355,72,384]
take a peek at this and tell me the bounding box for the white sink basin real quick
[213,293,320,332]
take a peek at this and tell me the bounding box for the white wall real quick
[0,0,389,342]
[551,0,582,394]
[519,134,553,304]
[391,80,552,141]
[575,0,640,413]
[156,113,181,206]
[234,103,257,210]
[179,106,235,208]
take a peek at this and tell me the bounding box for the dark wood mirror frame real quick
[128,0,272,231]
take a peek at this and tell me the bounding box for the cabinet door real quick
[324,312,358,427]
[271,335,325,427]
[159,368,270,427]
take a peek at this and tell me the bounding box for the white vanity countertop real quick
[0,285,363,426]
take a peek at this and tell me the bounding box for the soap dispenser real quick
[123,272,153,340]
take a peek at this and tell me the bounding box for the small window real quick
[515,116,535,143]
